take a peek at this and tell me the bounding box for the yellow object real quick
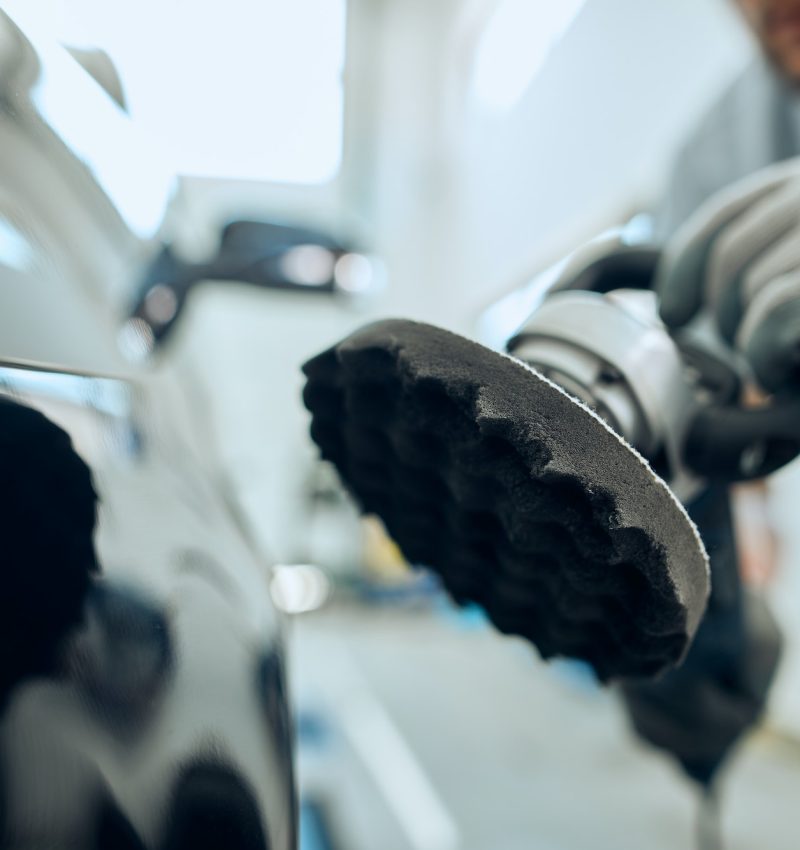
[360,515,413,584]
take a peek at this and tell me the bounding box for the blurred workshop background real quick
[6,0,800,848]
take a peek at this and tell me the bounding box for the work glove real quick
[657,158,800,395]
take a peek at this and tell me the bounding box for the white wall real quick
[276,0,753,335]
[448,0,753,318]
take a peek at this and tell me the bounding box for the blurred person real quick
[658,0,800,236]
[655,0,800,593]
[619,0,800,789]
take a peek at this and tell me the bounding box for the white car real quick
[0,9,297,848]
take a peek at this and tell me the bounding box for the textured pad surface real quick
[302,320,709,679]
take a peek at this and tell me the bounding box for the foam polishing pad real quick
[0,396,98,704]
[302,320,710,680]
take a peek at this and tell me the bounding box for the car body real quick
[0,8,296,848]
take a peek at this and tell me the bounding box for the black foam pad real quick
[0,396,98,705]
[302,319,710,680]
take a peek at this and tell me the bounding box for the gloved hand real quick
[657,158,800,394]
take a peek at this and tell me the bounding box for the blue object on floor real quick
[299,799,337,850]
[436,598,489,631]
[548,658,601,694]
